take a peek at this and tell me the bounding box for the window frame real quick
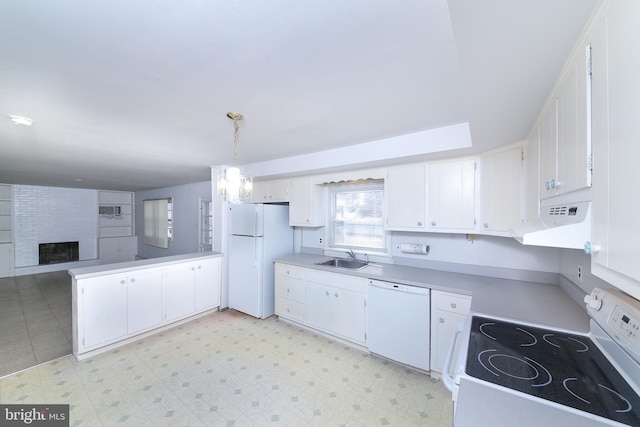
[326,180,388,254]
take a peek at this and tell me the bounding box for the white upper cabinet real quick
[480,146,523,233]
[385,163,426,231]
[524,128,541,222]
[538,100,558,197]
[428,159,476,231]
[253,179,289,203]
[288,176,324,226]
[557,44,592,195]
[538,43,592,199]
[590,1,640,301]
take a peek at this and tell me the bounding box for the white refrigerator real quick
[228,204,293,319]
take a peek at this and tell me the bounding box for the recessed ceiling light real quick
[9,115,33,126]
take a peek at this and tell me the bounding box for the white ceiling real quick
[0,0,598,191]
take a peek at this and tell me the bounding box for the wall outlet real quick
[578,265,583,282]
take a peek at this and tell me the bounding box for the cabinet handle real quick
[130,278,135,283]
[439,317,445,323]
[417,221,422,226]
[484,223,489,228]
[191,267,195,271]
[545,181,550,190]
[287,308,290,312]
[451,303,457,309]
[120,280,126,285]
[335,293,338,298]
[325,291,329,296]
[198,265,201,269]
[287,288,291,293]
[431,221,436,226]
[286,270,290,275]
[550,179,556,189]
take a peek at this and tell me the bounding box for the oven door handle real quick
[442,321,465,392]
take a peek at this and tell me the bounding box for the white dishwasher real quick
[367,279,430,371]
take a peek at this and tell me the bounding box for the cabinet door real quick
[431,310,466,375]
[557,45,592,195]
[331,287,365,344]
[252,181,270,202]
[524,128,540,221]
[385,163,426,230]
[538,100,558,198]
[428,159,476,230]
[82,275,128,348]
[195,257,221,311]
[289,177,324,226]
[127,269,163,334]
[164,263,196,322]
[590,13,610,275]
[305,282,332,332]
[268,179,289,202]
[591,2,640,297]
[0,243,13,278]
[481,147,523,233]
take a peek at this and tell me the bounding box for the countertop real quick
[274,253,591,334]
[69,251,223,279]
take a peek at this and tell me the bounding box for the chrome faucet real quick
[345,250,355,259]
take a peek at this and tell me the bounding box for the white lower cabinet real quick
[164,263,196,322]
[305,283,333,331]
[305,272,366,344]
[163,258,220,322]
[0,243,14,278]
[194,258,221,311]
[274,263,366,345]
[430,290,471,377]
[98,237,137,264]
[275,264,306,322]
[83,269,164,348]
[82,273,128,349]
[127,270,164,334]
[73,254,222,359]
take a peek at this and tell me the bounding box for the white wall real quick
[300,227,562,283]
[135,180,212,258]
[13,185,98,268]
[559,248,611,294]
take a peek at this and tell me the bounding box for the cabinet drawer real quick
[275,263,306,280]
[434,291,471,314]
[275,297,304,322]
[306,270,366,293]
[275,276,305,303]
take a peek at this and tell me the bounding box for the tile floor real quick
[0,309,454,426]
[0,271,72,377]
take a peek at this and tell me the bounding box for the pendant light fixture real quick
[218,112,253,204]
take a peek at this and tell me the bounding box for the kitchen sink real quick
[315,258,368,270]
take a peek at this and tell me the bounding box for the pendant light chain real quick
[233,119,240,167]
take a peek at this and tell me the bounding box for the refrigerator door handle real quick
[254,238,259,267]
[255,210,259,236]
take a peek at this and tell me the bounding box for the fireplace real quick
[39,241,79,265]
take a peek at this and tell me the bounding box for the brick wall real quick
[13,185,98,267]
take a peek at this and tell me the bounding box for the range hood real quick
[511,189,591,249]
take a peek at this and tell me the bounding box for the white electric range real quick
[443,287,640,426]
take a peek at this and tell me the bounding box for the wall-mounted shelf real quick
[0,184,12,244]
[98,191,134,238]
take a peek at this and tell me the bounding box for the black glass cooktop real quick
[466,316,640,425]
